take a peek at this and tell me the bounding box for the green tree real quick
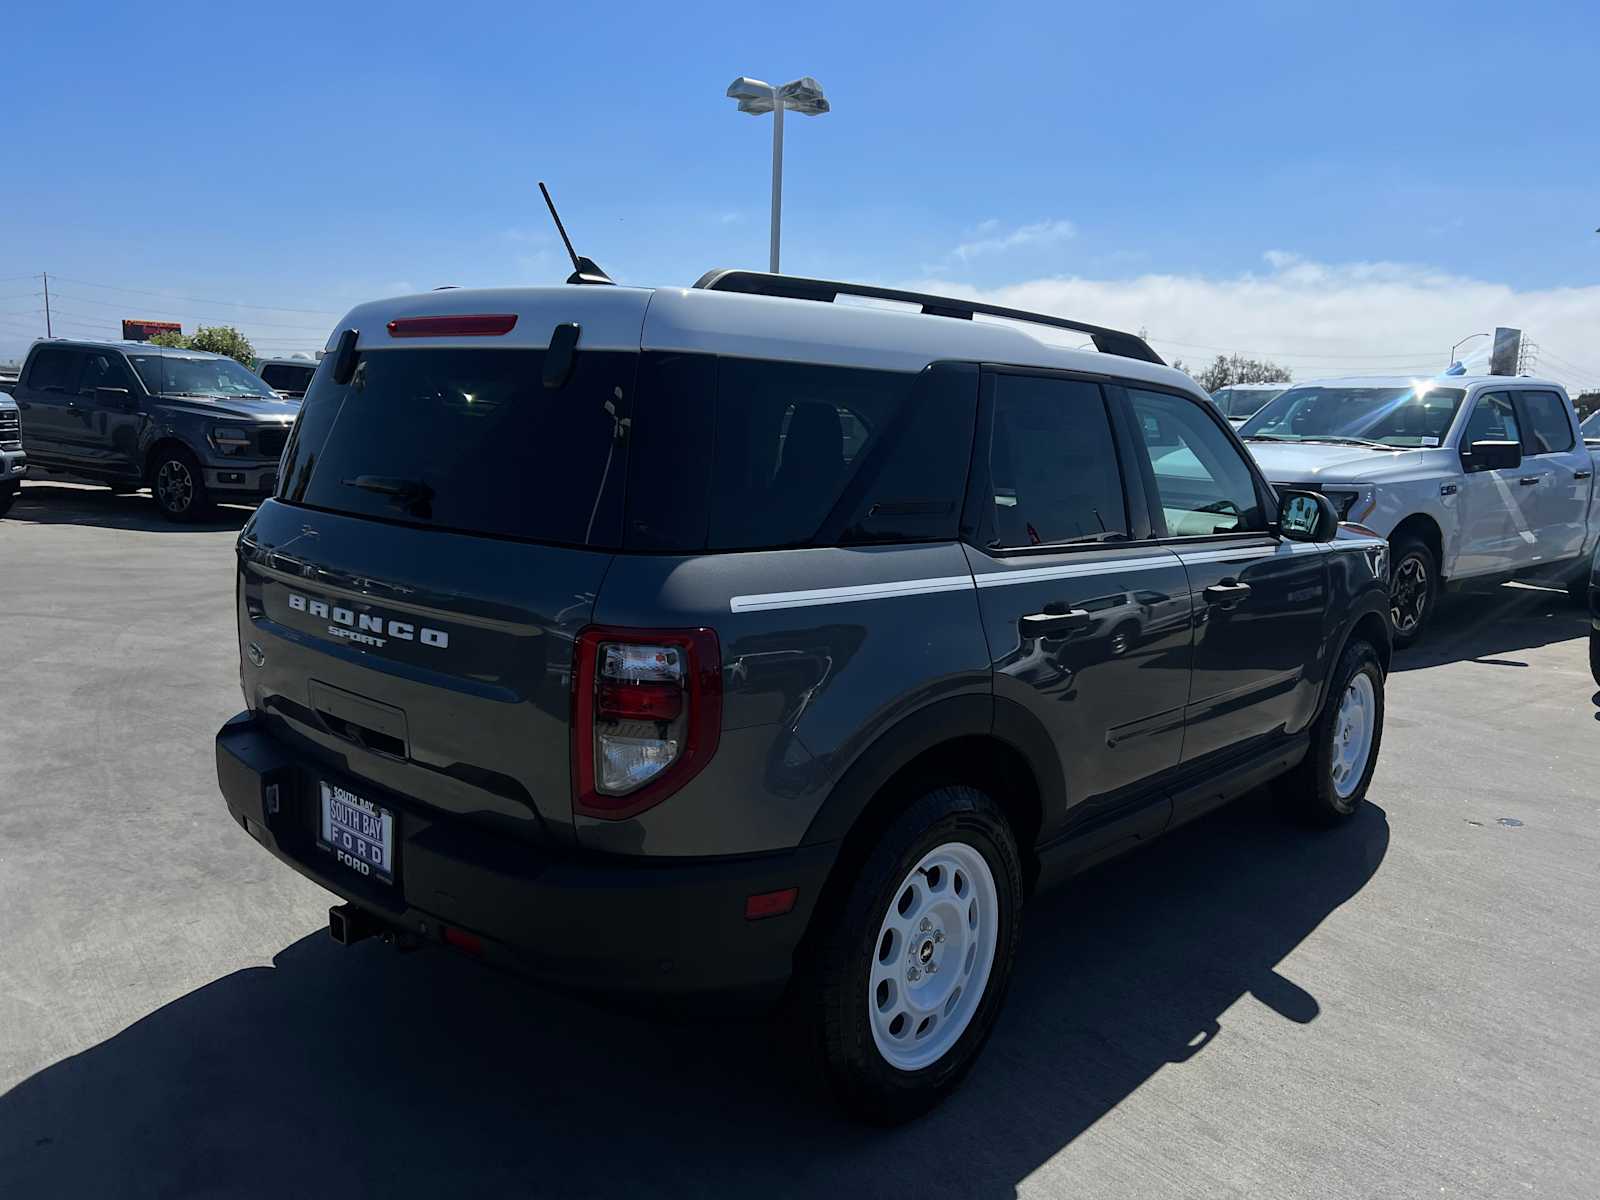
[1196,353,1292,393]
[186,325,256,366]
[147,330,189,349]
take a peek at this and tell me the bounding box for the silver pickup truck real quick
[1239,374,1600,646]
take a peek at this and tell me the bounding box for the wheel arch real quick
[143,435,201,483]
[1389,512,1445,583]
[795,694,1062,960]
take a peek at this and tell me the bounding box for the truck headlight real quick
[210,424,254,456]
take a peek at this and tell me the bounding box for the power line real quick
[44,291,333,331]
[48,275,340,316]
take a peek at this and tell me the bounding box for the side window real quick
[986,374,1127,548]
[260,364,286,389]
[627,356,976,553]
[1517,390,1575,454]
[1461,391,1520,448]
[1128,388,1265,537]
[77,352,133,395]
[26,348,78,393]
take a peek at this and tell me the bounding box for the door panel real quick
[1512,389,1588,566]
[14,347,82,463]
[1120,386,1328,767]
[964,371,1191,830]
[1170,537,1328,761]
[968,543,1193,815]
[75,350,144,477]
[1457,391,1536,576]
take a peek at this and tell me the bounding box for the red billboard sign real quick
[122,319,182,342]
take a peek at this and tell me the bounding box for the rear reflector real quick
[744,888,798,921]
[597,679,683,722]
[386,314,518,338]
[442,926,484,956]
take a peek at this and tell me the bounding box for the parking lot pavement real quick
[2,480,1597,1199]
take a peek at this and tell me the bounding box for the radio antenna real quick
[539,181,614,286]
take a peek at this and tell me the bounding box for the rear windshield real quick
[277,347,636,547]
[128,353,277,399]
[260,362,316,392]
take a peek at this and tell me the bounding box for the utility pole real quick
[42,272,52,338]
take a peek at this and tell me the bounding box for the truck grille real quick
[257,427,289,458]
[0,408,19,451]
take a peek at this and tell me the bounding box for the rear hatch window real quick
[278,347,637,547]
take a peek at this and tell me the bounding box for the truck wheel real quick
[1388,538,1436,649]
[805,785,1024,1124]
[151,447,212,522]
[1281,638,1385,826]
[1590,630,1600,689]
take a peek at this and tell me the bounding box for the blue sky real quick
[4,0,1597,384]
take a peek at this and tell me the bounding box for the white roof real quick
[329,283,1205,398]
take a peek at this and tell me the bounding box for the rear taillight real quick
[572,627,721,820]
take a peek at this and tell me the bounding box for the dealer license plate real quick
[318,781,395,884]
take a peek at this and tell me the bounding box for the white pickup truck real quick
[1239,374,1600,646]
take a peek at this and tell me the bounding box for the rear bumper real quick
[215,712,835,999]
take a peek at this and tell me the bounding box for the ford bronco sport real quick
[216,271,1393,1121]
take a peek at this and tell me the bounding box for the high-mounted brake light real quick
[386,314,519,338]
[572,627,721,821]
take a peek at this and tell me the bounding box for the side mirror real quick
[1277,488,1339,543]
[96,386,136,411]
[1463,439,1522,472]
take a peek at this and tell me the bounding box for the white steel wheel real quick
[867,841,999,1072]
[1330,672,1377,799]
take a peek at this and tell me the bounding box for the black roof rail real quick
[692,268,1165,365]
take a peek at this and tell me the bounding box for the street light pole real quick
[769,92,783,273]
[726,76,830,276]
[1449,332,1490,368]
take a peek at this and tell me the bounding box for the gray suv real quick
[11,340,298,520]
[0,388,23,517]
[215,272,1393,1121]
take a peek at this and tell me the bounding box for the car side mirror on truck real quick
[1276,489,1339,542]
[1462,439,1522,473]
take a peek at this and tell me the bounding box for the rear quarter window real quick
[624,354,978,552]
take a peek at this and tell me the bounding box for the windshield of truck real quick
[1581,409,1600,438]
[1212,386,1284,417]
[277,347,637,547]
[129,353,278,399]
[1239,385,1466,447]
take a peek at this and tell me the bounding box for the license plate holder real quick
[317,780,396,885]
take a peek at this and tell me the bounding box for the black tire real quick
[0,485,15,518]
[1590,631,1600,690]
[804,786,1024,1125]
[1388,537,1437,649]
[149,446,212,522]
[1281,638,1385,826]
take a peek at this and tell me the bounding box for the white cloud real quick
[902,252,1600,392]
[953,218,1077,261]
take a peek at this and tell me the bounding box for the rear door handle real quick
[1021,609,1092,636]
[1574,470,1592,481]
[1519,476,1540,485]
[1202,581,1252,608]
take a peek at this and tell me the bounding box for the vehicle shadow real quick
[4,483,253,533]
[0,793,1388,1200]
[1390,583,1588,672]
